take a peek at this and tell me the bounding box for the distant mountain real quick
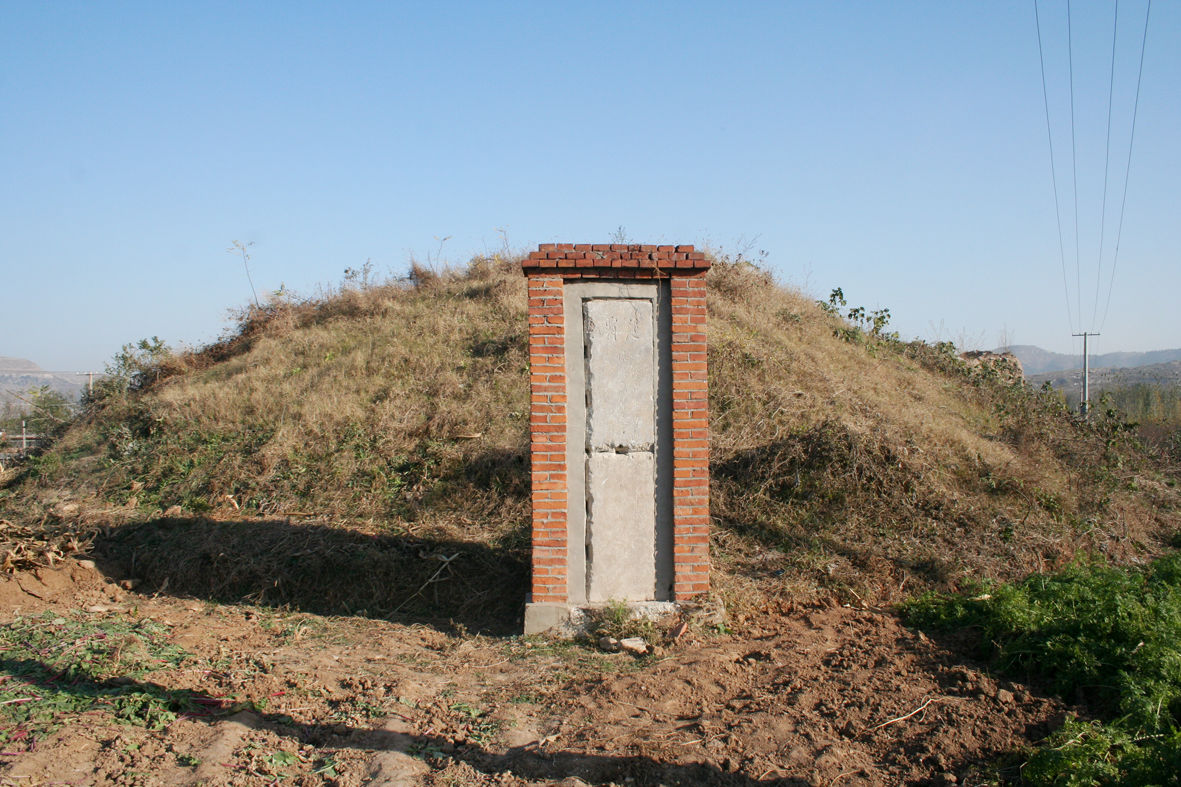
[0,356,43,372]
[0,356,87,410]
[1004,345,1181,376]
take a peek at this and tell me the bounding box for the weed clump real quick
[902,554,1181,784]
[0,612,195,748]
[586,600,658,643]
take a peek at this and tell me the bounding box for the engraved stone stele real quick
[584,298,657,602]
[585,298,655,453]
[521,244,711,635]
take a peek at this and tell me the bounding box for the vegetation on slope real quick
[904,553,1181,784]
[1,253,1178,628]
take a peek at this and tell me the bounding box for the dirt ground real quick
[0,560,1068,786]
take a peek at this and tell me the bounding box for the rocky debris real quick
[681,594,727,629]
[598,636,621,652]
[959,350,1024,384]
[618,637,649,655]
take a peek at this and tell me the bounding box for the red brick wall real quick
[669,275,710,598]
[523,244,711,603]
[525,275,568,603]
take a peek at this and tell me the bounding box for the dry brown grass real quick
[2,253,1178,627]
[706,259,1179,613]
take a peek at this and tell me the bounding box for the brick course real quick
[523,245,710,604]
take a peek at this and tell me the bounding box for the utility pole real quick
[1073,332,1100,417]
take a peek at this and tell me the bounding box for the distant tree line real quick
[1062,383,1181,426]
[1062,383,1181,461]
[0,386,74,441]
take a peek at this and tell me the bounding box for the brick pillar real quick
[670,275,710,598]
[526,275,568,603]
[522,244,711,628]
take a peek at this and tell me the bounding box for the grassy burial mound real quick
[3,255,1179,627]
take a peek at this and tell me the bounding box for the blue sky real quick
[2,1,1177,371]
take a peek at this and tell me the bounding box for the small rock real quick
[598,636,621,652]
[119,579,141,590]
[365,750,429,785]
[619,637,649,655]
[85,604,111,614]
[940,773,958,785]
[163,505,184,518]
[996,688,1015,704]
[76,559,97,570]
[558,778,591,787]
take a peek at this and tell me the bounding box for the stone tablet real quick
[586,451,657,601]
[583,297,657,601]
[584,298,655,452]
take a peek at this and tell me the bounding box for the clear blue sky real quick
[2,1,1177,371]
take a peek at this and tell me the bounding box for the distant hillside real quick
[0,356,41,372]
[1006,345,1181,376]
[0,356,88,410]
[1030,360,1181,395]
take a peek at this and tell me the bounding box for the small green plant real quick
[266,750,299,768]
[311,755,339,777]
[819,288,898,344]
[449,701,482,719]
[587,599,657,642]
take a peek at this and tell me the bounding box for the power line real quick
[1100,0,1152,333]
[1067,0,1082,330]
[1092,0,1120,331]
[1033,0,1075,333]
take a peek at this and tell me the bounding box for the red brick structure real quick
[522,244,710,625]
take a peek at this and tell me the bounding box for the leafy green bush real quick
[84,336,171,407]
[902,554,1181,784]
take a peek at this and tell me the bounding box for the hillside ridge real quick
[3,256,1178,627]
[1006,344,1181,376]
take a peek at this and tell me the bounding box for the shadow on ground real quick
[90,516,529,635]
[1,658,791,786]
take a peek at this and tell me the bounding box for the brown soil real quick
[0,560,1067,786]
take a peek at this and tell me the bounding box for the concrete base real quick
[523,599,681,637]
[523,602,577,636]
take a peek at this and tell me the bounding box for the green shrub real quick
[902,554,1181,784]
